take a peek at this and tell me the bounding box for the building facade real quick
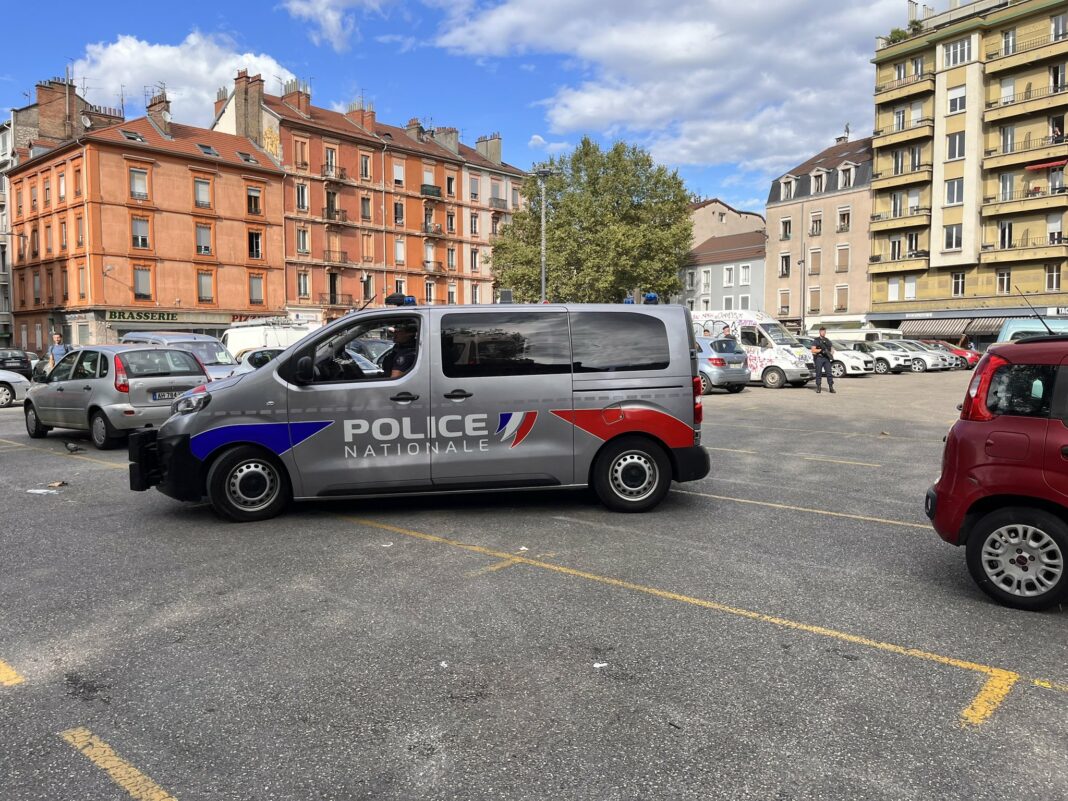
[870,0,1068,342]
[682,231,766,314]
[765,137,874,332]
[7,98,284,348]
[690,198,766,247]
[1,122,11,346]
[212,72,524,323]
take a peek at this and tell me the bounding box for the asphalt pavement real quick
[0,369,1065,801]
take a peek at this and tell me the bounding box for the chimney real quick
[405,117,423,140]
[234,70,249,138]
[344,98,376,131]
[434,127,459,154]
[282,78,311,116]
[246,73,264,144]
[835,135,848,144]
[214,86,228,119]
[475,133,502,165]
[146,90,171,136]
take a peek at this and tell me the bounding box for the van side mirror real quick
[295,356,313,383]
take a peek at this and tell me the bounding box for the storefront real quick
[869,307,1060,350]
[58,309,280,345]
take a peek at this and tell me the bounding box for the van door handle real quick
[390,392,419,403]
[443,389,473,400]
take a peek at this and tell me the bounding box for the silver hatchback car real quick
[25,345,210,449]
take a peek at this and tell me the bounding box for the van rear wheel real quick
[592,436,671,513]
[761,367,786,389]
[206,445,291,522]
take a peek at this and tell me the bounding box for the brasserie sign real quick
[106,310,180,322]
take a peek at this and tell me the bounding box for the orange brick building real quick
[8,95,284,348]
[213,72,525,322]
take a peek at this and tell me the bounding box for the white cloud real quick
[375,33,417,53]
[528,133,572,154]
[282,0,388,52]
[436,0,902,180]
[73,32,294,127]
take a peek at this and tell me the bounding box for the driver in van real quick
[381,321,419,378]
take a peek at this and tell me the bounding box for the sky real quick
[1,0,914,213]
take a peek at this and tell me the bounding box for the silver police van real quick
[129,302,709,522]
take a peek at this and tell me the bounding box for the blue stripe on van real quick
[190,421,333,461]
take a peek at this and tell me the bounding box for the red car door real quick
[1043,357,1068,502]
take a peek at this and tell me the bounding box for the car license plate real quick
[152,391,181,401]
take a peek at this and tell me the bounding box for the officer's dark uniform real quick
[381,330,418,377]
[811,334,836,393]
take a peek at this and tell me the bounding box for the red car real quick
[926,336,1067,610]
[921,339,981,368]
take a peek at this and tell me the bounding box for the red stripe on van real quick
[552,407,694,449]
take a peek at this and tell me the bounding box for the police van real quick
[128,302,710,521]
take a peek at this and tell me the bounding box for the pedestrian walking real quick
[717,324,734,340]
[47,332,71,369]
[810,326,835,394]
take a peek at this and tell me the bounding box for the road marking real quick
[467,558,521,577]
[0,658,25,686]
[343,516,1068,726]
[60,727,178,801]
[672,489,929,530]
[799,455,881,468]
[0,438,125,470]
[704,446,758,455]
[706,447,881,468]
[708,423,939,443]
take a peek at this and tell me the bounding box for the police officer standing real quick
[810,326,836,394]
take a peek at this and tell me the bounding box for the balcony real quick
[322,207,348,224]
[323,249,351,265]
[422,223,444,237]
[980,233,1068,264]
[867,252,930,274]
[319,292,353,307]
[985,83,1068,123]
[984,135,1067,171]
[982,186,1068,216]
[489,197,508,211]
[986,31,1068,75]
[874,73,935,104]
[873,118,934,148]
[322,165,347,182]
[420,184,443,199]
[870,207,931,232]
[871,165,932,191]
[423,260,445,273]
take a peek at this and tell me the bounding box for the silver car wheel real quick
[831,361,846,379]
[91,415,109,447]
[0,384,12,407]
[874,360,889,375]
[609,451,659,503]
[980,524,1064,599]
[227,459,281,512]
[699,374,711,395]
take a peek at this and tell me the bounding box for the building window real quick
[947,86,966,114]
[197,271,214,302]
[296,271,309,298]
[739,294,750,310]
[76,217,84,247]
[197,143,219,157]
[890,235,903,261]
[447,285,456,305]
[836,246,850,272]
[943,37,971,67]
[469,176,480,201]
[247,186,262,215]
[470,248,480,272]
[359,154,371,179]
[30,228,38,257]
[779,218,792,240]
[74,169,82,197]
[195,178,211,208]
[810,214,822,236]
[780,179,794,200]
[1047,264,1062,291]
[944,224,962,251]
[248,273,264,305]
[78,267,86,299]
[32,272,40,304]
[61,268,68,300]
[491,217,499,236]
[447,176,456,196]
[248,230,262,259]
[15,189,22,217]
[134,267,152,300]
[447,248,456,270]
[947,132,965,161]
[131,217,150,249]
[834,285,848,312]
[808,287,820,314]
[778,290,790,316]
[808,249,821,275]
[446,212,455,233]
[904,275,917,300]
[740,264,750,286]
[43,180,51,206]
[361,197,371,220]
[296,228,309,254]
[1054,13,1068,42]
[1002,29,1017,56]
[945,178,964,206]
[395,238,405,264]
[362,233,373,260]
[129,168,149,200]
[196,224,212,255]
[237,151,258,165]
[470,212,479,236]
[813,173,825,193]
[723,265,734,287]
[779,253,791,277]
[45,225,52,253]
[952,272,966,297]
[30,185,37,211]
[471,283,480,304]
[395,279,405,295]
[121,129,145,142]
[425,281,435,304]
[60,222,67,250]
[888,277,900,302]
[723,295,734,311]
[686,271,695,289]
[394,201,406,226]
[840,167,854,188]
[295,183,308,211]
[393,162,405,186]
[58,173,65,201]
[837,208,851,232]
[996,270,1011,294]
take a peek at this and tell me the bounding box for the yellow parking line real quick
[467,557,522,577]
[709,423,937,443]
[800,456,881,468]
[673,489,929,530]
[60,727,178,801]
[0,658,25,686]
[343,516,1067,727]
[704,447,758,455]
[0,438,125,470]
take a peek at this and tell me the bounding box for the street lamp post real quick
[534,168,554,302]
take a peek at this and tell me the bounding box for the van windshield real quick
[175,342,236,366]
[762,322,799,346]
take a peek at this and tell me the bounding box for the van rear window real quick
[571,312,670,372]
[122,350,205,377]
[441,312,571,378]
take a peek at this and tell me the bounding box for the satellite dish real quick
[162,110,172,123]
[80,114,92,129]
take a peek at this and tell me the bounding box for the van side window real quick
[739,327,759,347]
[570,312,669,373]
[986,364,1056,418]
[306,317,414,383]
[441,312,570,378]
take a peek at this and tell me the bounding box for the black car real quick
[0,349,32,379]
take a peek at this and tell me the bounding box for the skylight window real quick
[237,151,258,164]
[197,144,220,157]
[121,130,145,142]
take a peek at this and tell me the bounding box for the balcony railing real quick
[871,207,930,221]
[296,160,309,170]
[987,31,1068,60]
[872,164,931,179]
[985,134,1065,157]
[422,223,444,236]
[836,223,850,233]
[323,249,350,264]
[421,184,442,198]
[423,260,444,272]
[322,165,347,181]
[489,197,508,211]
[985,186,1068,203]
[322,207,348,223]
[874,71,932,94]
[779,233,791,241]
[986,83,1068,109]
[869,250,929,263]
[985,233,1066,251]
[873,117,933,136]
[319,292,353,306]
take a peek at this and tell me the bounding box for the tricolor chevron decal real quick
[495,411,539,448]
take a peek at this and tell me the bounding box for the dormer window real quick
[781,178,795,200]
[839,165,855,189]
[197,144,220,157]
[121,130,145,142]
[237,151,258,164]
[813,172,825,193]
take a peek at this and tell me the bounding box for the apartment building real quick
[765,136,874,333]
[0,123,11,346]
[682,231,766,314]
[7,96,284,348]
[689,198,766,247]
[212,72,524,321]
[870,0,1068,342]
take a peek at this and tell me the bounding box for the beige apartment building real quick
[765,136,874,333]
[689,198,765,246]
[870,0,1068,343]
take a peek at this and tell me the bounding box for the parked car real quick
[926,335,1068,610]
[0,368,31,408]
[902,339,961,370]
[0,349,33,380]
[695,336,748,394]
[229,347,285,376]
[797,336,874,378]
[921,339,981,369]
[118,332,236,381]
[25,345,211,450]
[880,340,949,372]
[848,341,912,374]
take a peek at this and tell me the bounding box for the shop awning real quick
[1025,159,1068,171]
[964,317,1009,336]
[899,318,969,338]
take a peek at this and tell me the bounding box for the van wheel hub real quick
[610,452,657,501]
[228,461,279,510]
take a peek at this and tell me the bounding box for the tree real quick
[490,137,692,303]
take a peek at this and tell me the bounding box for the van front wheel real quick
[206,445,291,523]
[592,436,671,513]
[762,367,786,389]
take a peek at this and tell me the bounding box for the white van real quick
[692,310,813,388]
[221,319,314,358]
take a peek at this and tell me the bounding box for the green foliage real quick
[907,19,924,35]
[886,27,909,43]
[490,137,692,303]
